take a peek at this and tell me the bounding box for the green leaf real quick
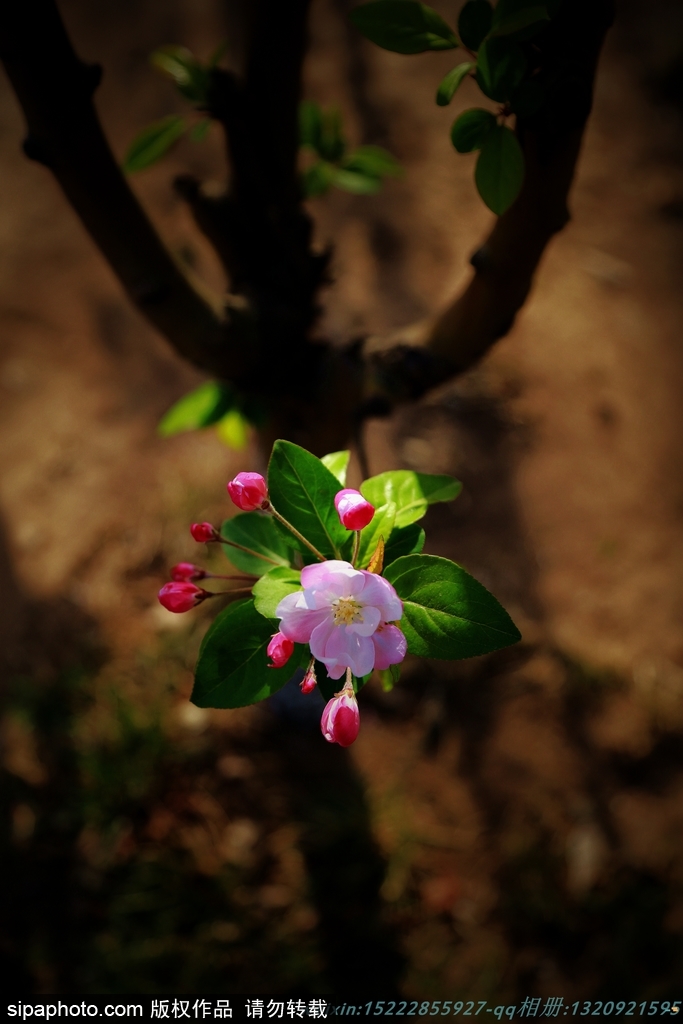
[349,1,459,54]
[123,115,187,173]
[450,108,497,153]
[300,100,323,150]
[150,45,208,104]
[318,107,346,162]
[476,37,527,101]
[491,5,549,37]
[383,522,426,564]
[491,0,552,40]
[302,160,335,198]
[214,408,250,450]
[436,62,476,106]
[321,450,350,486]
[357,502,396,568]
[300,103,346,163]
[342,146,403,178]
[220,513,291,577]
[157,381,234,436]
[192,599,305,708]
[252,567,302,620]
[379,664,401,691]
[268,441,348,559]
[360,470,461,527]
[333,168,382,195]
[458,1,493,50]
[475,123,524,214]
[189,117,211,142]
[384,554,521,659]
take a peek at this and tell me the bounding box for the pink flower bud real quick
[191,522,218,543]
[227,472,268,512]
[300,663,317,694]
[267,631,294,669]
[171,562,207,582]
[158,581,207,613]
[321,687,360,747]
[334,489,375,531]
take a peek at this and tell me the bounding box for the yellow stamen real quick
[332,596,363,627]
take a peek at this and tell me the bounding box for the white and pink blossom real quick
[267,631,294,668]
[334,488,375,531]
[227,472,268,511]
[275,560,406,680]
[158,581,208,613]
[321,685,360,747]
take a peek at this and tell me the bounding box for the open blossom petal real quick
[372,623,407,670]
[300,560,358,590]
[312,623,375,679]
[274,591,329,643]
[275,559,405,679]
[354,572,403,622]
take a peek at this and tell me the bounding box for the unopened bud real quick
[171,562,207,582]
[300,663,317,694]
[227,472,268,512]
[320,686,360,747]
[334,489,375,531]
[191,522,219,543]
[267,631,294,668]
[158,581,208,613]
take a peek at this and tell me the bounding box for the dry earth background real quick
[2,0,683,998]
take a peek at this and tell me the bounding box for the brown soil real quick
[2,0,683,998]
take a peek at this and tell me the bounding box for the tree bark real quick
[0,0,615,454]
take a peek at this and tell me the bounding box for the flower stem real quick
[205,586,254,599]
[351,530,361,568]
[216,534,281,567]
[207,573,259,582]
[265,503,326,562]
[334,666,355,698]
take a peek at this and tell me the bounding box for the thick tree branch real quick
[363,0,616,406]
[0,0,257,381]
[0,0,615,457]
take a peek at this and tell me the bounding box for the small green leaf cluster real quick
[123,44,225,173]
[349,0,559,214]
[299,101,403,198]
[157,381,260,451]
[191,441,521,710]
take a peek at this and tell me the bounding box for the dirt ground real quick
[2,0,683,998]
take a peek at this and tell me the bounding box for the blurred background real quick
[2,0,683,998]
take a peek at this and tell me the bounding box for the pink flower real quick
[191,522,218,543]
[334,489,375,531]
[171,562,207,582]
[158,581,207,613]
[300,663,317,694]
[267,631,294,668]
[321,686,360,747]
[275,560,405,680]
[227,472,268,512]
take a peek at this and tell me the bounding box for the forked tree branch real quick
[0,0,255,380]
[364,0,615,405]
[0,0,614,454]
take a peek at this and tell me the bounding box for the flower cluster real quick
[157,470,407,747]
